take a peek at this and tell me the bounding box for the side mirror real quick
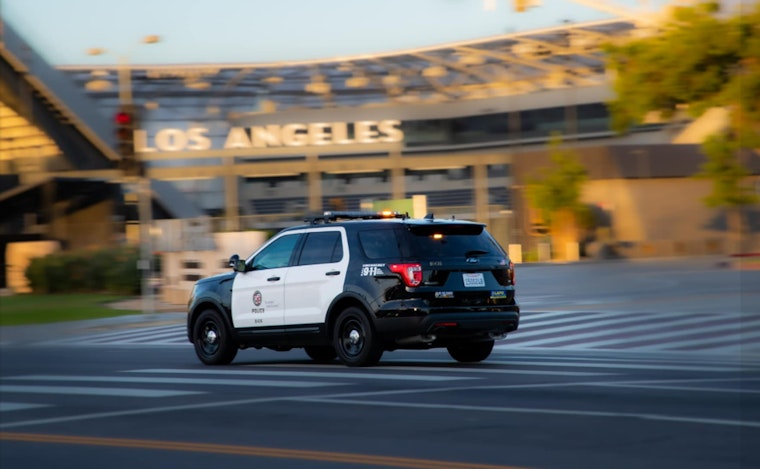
[228,254,247,272]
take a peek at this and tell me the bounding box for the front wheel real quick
[447,340,494,363]
[333,307,383,367]
[192,309,238,365]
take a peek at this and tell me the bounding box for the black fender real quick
[324,288,376,339]
[187,295,236,343]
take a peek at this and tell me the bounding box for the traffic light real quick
[114,104,138,156]
[114,105,142,176]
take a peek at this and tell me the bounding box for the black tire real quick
[192,309,238,365]
[304,345,338,363]
[447,340,495,363]
[333,307,383,367]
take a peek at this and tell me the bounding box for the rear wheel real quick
[304,345,337,363]
[193,310,238,365]
[333,307,383,367]
[447,340,494,363]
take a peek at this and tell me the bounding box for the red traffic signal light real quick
[114,105,142,176]
[114,105,138,157]
[115,111,133,126]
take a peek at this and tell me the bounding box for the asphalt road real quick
[1,257,758,469]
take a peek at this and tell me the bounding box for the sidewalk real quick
[107,295,187,313]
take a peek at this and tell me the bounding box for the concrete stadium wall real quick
[583,178,733,257]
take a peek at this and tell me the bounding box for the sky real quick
[2,0,682,66]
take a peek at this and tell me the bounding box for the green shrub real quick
[24,246,141,295]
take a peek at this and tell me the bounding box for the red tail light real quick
[389,263,422,287]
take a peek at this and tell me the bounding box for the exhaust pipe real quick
[396,334,437,345]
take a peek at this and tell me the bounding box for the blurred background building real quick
[1,1,758,298]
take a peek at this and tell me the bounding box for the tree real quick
[526,135,589,260]
[695,134,758,251]
[604,1,760,252]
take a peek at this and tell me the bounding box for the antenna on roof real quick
[424,213,434,220]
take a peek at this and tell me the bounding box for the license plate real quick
[462,272,485,287]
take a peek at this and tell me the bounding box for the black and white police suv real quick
[186,211,519,367]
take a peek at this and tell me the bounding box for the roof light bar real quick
[304,210,409,224]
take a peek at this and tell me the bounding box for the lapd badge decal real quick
[252,290,265,314]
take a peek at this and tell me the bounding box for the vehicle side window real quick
[358,229,400,259]
[250,234,300,270]
[298,231,343,265]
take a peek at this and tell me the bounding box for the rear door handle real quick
[267,276,280,282]
[326,270,341,276]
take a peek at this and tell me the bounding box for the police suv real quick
[186,211,519,367]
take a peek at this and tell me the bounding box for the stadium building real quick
[1,11,758,297]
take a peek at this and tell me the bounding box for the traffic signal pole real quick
[115,57,154,316]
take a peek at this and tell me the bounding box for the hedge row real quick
[25,246,141,295]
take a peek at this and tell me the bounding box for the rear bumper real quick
[373,301,520,343]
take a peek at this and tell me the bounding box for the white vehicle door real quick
[283,228,348,326]
[231,233,301,329]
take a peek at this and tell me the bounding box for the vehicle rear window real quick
[358,229,402,259]
[404,223,504,258]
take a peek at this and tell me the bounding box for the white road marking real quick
[568,319,760,350]
[518,311,625,328]
[587,382,760,394]
[0,396,289,429]
[293,397,760,429]
[0,402,51,412]
[0,385,200,398]
[372,365,613,377]
[642,329,760,351]
[6,375,347,389]
[30,311,760,354]
[395,358,745,372]
[42,324,182,344]
[510,316,727,347]
[126,368,476,381]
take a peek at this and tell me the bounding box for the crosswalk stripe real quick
[0,402,51,412]
[544,316,747,349]
[511,313,703,340]
[643,327,760,352]
[108,330,188,344]
[41,324,183,345]
[480,359,745,372]
[518,311,625,328]
[683,341,760,355]
[126,368,477,381]
[516,318,760,348]
[490,349,760,367]
[294,397,760,429]
[0,385,201,398]
[28,311,760,354]
[6,375,348,389]
[587,382,760,394]
[366,364,613,376]
[573,320,760,350]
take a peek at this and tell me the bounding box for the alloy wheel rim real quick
[341,319,364,357]
[201,321,220,355]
